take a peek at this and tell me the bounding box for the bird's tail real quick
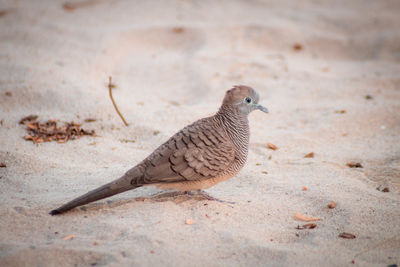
[49,173,141,215]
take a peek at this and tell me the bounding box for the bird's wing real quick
[138,119,236,184]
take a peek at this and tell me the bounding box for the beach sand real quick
[0,0,399,266]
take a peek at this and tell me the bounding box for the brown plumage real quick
[50,85,268,215]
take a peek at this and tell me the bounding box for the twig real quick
[108,76,129,126]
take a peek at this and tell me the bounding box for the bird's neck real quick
[216,105,250,158]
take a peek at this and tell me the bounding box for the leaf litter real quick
[294,213,322,222]
[20,115,95,144]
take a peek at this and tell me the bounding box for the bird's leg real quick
[194,190,236,205]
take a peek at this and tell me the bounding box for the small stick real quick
[108,76,129,126]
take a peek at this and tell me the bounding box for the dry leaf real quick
[339,232,356,239]
[62,3,76,11]
[266,142,278,150]
[172,27,184,33]
[0,10,10,17]
[120,139,136,143]
[63,0,97,11]
[293,43,303,51]
[185,219,194,225]
[294,213,322,222]
[63,234,75,240]
[334,110,346,114]
[169,101,180,106]
[328,201,336,209]
[19,115,38,125]
[26,122,36,130]
[303,223,317,229]
[377,185,390,192]
[304,152,314,158]
[346,162,363,168]
[296,223,317,229]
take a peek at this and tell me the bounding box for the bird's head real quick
[221,85,268,116]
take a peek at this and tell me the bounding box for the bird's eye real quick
[244,97,252,104]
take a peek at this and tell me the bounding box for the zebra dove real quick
[50,85,268,215]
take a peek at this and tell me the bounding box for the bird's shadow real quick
[136,191,212,204]
[145,190,234,204]
[78,191,234,213]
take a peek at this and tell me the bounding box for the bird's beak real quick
[255,104,268,113]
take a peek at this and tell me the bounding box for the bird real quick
[50,85,268,215]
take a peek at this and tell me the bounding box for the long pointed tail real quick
[49,174,140,215]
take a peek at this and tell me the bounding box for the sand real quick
[0,0,400,266]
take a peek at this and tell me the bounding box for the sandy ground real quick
[1,0,400,266]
